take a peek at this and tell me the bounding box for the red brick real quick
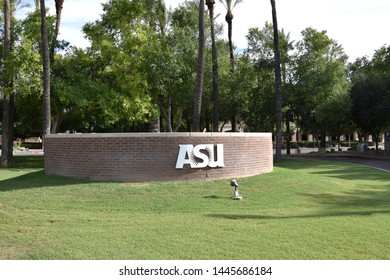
[44,132,273,182]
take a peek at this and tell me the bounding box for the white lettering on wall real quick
[175,144,224,169]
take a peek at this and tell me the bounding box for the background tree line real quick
[1,0,390,165]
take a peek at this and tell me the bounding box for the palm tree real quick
[219,0,242,72]
[192,0,206,132]
[219,0,242,132]
[50,0,64,62]
[50,0,65,133]
[1,0,12,168]
[40,0,51,136]
[270,0,283,161]
[206,0,220,132]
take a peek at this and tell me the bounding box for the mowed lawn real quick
[0,156,389,260]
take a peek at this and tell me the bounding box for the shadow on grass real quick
[0,170,88,192]
[275,158,390,216]
[309,169,390,182]
[206,209,390,220]
[0,156,90,192]
[303,186,390,209]
[8,156,44,169]
[204,195,227,199]
[279,158,390,181]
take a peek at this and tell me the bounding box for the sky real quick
[18,0,390,62]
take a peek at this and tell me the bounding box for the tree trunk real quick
[173,108,183,132]
[168,95,173,132]
[51,111,62,133]
[49,1,64,135]
[226,11,234,73]
[50,0,64,63]
[8,94,15,160]
[40,0,51,136]
[1,96,11,168]
[225,11,237,132]
[319,122,326,153]
[375,136,379,153]
[192,0,205,132]
[286,113,290,155]
[1,0,12,168]
[271,0,283,162]
[207,0,220,132]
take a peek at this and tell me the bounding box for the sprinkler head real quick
[230,180,242,200]
[230,180,239,188]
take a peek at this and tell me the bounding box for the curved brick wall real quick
[44,132,273,182]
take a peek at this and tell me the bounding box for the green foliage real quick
[51,48,130,132]
[241,25,275,132]
[291,28,350,138]
[350,75,390,138]
[348,56,372,84]
[316,90,354,137]
[79,0,170,130]
[76,0,217,132]
[146,1,200,131]
[11,34,43,96]
[2,0,390,137]
[349,45,390,143]
[371,45,390,75]
[239,54,273,131]
[242,23,293,132]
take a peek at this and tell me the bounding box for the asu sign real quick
[175,144,224,169]
[45,132,273,182]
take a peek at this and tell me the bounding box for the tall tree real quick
[219,0,242,72]
[81,0,164,131]
[371,45,390,75]
[206,0,220,132]
[243,24,293,134]
[0,2,45,142]
[50,0,65,133]
[270,0,283,161]
[292,28,348,151]
[168,1,202,132]
[350,75,390,150]
[1,0,12,168]
[146,0,167,132]
[40,0,51,136]
[244,24,277,133]
[192,0,206,132]
[53,0,64,47]
[219,0,242,132]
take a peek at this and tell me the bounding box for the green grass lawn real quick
[1,156,389,260]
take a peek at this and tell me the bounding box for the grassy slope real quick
[0,156,389,260]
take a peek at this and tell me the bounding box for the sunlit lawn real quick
[1,156,389,259]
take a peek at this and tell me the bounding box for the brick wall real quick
[44,132,273,182]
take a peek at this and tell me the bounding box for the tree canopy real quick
[0,0,389,158]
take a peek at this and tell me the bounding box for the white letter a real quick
[175,145,193,168]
